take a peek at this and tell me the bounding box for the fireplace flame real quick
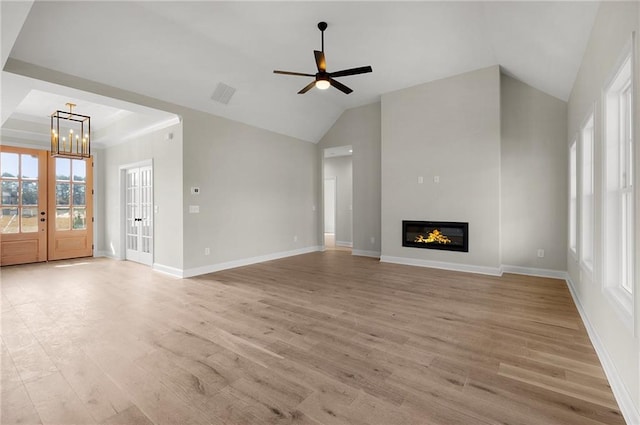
[415,229,452,244]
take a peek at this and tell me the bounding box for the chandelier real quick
[51,102,91,158]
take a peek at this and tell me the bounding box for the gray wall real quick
[6,60,319,277]
[99,123,184,270]
[500,74,568,271]
[381,66,502,272]
[566,1,639,418]
[324,155,353,245]
[318,102,381,256]
[181,110,318,272]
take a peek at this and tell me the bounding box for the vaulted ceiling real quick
[3,1,599,144]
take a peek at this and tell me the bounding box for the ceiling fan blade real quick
[274,70,315,77]
[314,50,326,72]
[298,80,316,94]
[330,66,373,78]
[329,77,353,94]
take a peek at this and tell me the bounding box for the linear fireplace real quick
[402,221,469,252]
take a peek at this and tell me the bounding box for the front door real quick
[125,166,153,265]
[48,156,93,260]
[0,147,48,265]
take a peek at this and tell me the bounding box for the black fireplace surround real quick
[402,220,469,252]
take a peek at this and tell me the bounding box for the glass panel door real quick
[0,147,47,265]
[48,156,93,260]
[125,165,153,265]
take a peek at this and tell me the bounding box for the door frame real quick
[119,159,153,263]
[321,145,353,251]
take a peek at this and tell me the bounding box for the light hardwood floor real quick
[1,252,625,425]
[323,234,351,252]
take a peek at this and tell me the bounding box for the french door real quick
[0,147,48,265]
[125,166,153,265]
[48,156,93,260]
[0,146,93,266]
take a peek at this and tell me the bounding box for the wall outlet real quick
[434,176,440,183]
[191,187,200,195]
[537,249,545,258]
[417,176,424,184]
[204,247,210,255]
[293,235,298,242]
[370,236,375,244]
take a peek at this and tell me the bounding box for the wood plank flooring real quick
[0,251,625,425]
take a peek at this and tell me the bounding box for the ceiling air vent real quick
[211,82,236,105]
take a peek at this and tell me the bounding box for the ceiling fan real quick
[274,21,373,95]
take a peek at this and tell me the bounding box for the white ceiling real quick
[12,90,130,128]
[1,71,180,148]
[3,1,599,144]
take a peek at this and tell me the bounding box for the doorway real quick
[324,177,336,247]
[323,145,353,251]
[122,162,153,265]
[0,146,93,265]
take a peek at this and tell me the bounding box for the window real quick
[604,53,633,300]
[54,158,87,231]
[569,140,577,254]
[0,152,40,234]
[580,114,594,271]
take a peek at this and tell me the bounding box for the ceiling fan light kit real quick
[274,21,373,95]
[315,78,330,90]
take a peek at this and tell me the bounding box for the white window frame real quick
[580,112,595,274]
[569,138,578,257]
[602,39,635,327]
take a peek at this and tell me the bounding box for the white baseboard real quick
[94,250,119,259]
[565,276,640,425]
[182,246,322,278]
[380,255,502,276]
[336,241,353,248]
[352,249,381,258]
[97,251,180,277]
[152,263,184,278]
[501,264,568,280]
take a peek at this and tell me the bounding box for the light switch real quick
[189,205,200,213]
[418,176,424,184]
[154,205,159,213]
[434,176,440,183]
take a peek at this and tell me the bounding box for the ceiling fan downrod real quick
[318,21,327,53]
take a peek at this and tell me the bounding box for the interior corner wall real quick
[323,155,353,245]
[566,1,640,421]
[380,66,502,271]
[101,122,184,270]
[181,110,319,272]
[500,74,568,272]
[318,102,381,256]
